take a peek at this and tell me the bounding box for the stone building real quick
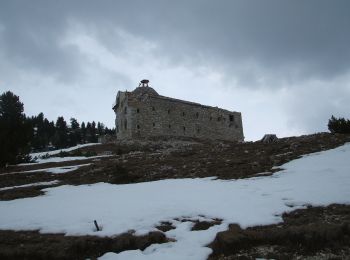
[112,80,244,142]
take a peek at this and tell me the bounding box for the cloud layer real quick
[1,0,349,140]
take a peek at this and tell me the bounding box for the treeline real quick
[328,115,350,134]
[27,113,115,150]
[0,91,114,166]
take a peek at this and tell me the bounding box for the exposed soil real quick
[1,132,349,201]
[66,132,350,185]
[192,219,223,231]
[209,204,350,260]
[156,221,176,232]
[0,133,350,195]
[0,230,167,260]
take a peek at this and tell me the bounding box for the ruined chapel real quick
[112,80,244,141]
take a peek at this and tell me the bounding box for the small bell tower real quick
[139,79,149,87]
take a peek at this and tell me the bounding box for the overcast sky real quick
[1,0,349,140]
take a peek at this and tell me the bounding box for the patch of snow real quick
[30,143,101,158]
[101,220,226,260]
[255,171,272,175]
[44,164,92,174]
[6,164,91,175]
[0,144,350,260]
[19,155,113,165]
[0,181,60,191]
[19,156,88,165]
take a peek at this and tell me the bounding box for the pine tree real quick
[86,122,92,142]
[104,126,116,135]
[52,116,69,148]
[0,91,31,166]
[68,118,81,146]
[97,122,105,136]
[30,112,47,150]
[91,121,98,142]
[47,120,56,146]
[81,122,86,143]
[328,115,350,134]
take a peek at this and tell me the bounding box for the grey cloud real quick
[1,0,350,139]
[2,0,350,86]
[0,1,84,83]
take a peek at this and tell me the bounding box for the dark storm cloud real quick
[1,0,350,86]
[0,2,91,83]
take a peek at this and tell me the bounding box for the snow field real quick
[0,143,349,259]
[29,143,101,158]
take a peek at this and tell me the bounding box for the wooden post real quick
[94,220,100,231]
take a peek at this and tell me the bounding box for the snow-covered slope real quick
[1,143,350,260]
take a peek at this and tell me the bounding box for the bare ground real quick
[209,204,350,260]
[0,230,167,260]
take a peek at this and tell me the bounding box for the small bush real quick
[328,115,350,134]
[40,153,50,159]
[58,151,70,157]
[109,165,139,184]
[72,150,82,156]
[16,154,33,164]
[84,150,97,157]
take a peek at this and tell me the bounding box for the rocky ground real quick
[0,132,350,259]
[209,204,350,260]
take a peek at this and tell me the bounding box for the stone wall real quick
[114,87,244,142]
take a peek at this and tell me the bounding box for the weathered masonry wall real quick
[114,91,132,140]
[114,88,244,142]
